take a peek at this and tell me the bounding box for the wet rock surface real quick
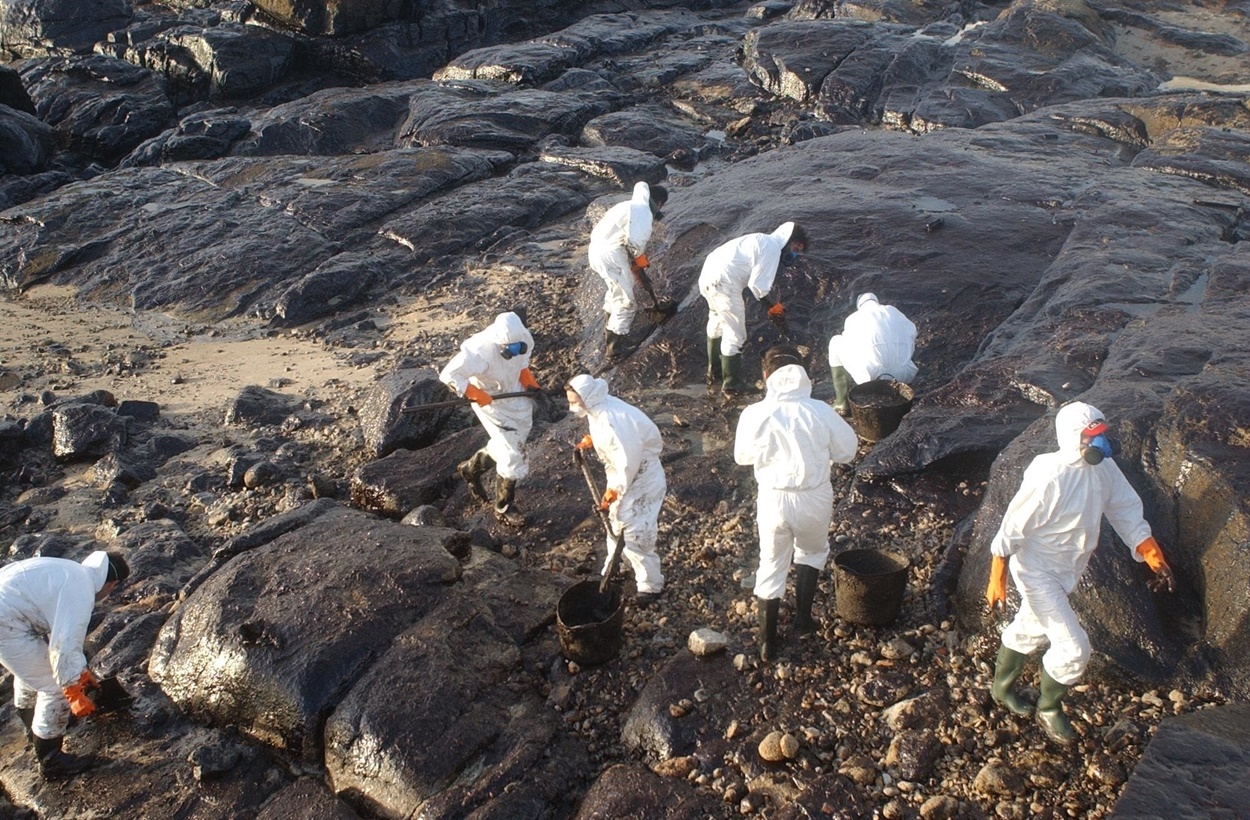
[1,0,1250,817]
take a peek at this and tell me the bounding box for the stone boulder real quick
[149,507,462,758]
[21,55,173,162]
[110,519,207,600]
[358,369,463,459]
[224,385,300,429]
[571,762,721,819]
[123,107,252,166]
[0,103,55,175]
[580,105,709,160]
[51,403,126,459]
[257,778,363,820]
[324,549,577,817]
[0,63,34,113]
[0,0,133,59]
[351,427,484,517]
[621,651,737,762]
[1110,702,1250,818]
[116,22,296,101]
[537,144,667,187]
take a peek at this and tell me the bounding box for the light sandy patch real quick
[0,285,378,418]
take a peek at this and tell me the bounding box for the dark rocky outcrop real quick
[351,427,484,517]
[357,369,461,459]
[622,651,738,762]
[0,0,133,59]
[572,762,723,819]
[0,103,54,174]
[150,506,462,759]
[51,402,126,459]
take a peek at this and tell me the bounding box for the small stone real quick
[974,762,1026,796]
[881,637,914,660]
[882,799,908,820]
[758,731,789,763]
[653,755,697,778]
[919,795,959,820]
[779,733,799,759]
[1086,756,1127,787]
[838,753,877,785]
[669,703,689,718]
[733,653,750,671]
[725,719,740,739]
[689,628,729,657]
[566,661,580,675]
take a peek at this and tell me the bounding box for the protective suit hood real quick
[631,182,651,205]
[80,550,109,593]
[568,373,609,410]
[1055,402,1104,459]
[489,312,529,346]
[770,222,795,246]
[765,364,812,400]
[857,293,879,309]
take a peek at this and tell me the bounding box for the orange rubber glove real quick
[464,384,493,406]
[599,488,619,511]
[519,367,540,391]
[767,301,786,318]
[985,555,1008,612]
[1136,537,1175,592]
[63,670,98,718]
[632,254,649,270]
[576,435,594,451]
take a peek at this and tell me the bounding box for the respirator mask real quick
[1080,421,1120,465]
[500,341,528,360]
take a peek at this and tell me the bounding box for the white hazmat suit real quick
[991,401,1154,684]
[0,552,109,739]
[439,312,536,481]
[734,365,858,599]
[589,182,656,336]
[699,222,794,357]
[569,374,667,594]
[828,293,918,385]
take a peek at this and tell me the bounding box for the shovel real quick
[573,448,626,603]
[631,263,678,321]
[89,676,135,715]
[401,389,538,413]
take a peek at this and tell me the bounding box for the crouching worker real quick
[0,550,129,778]
[440,310,542,526]
[734,346,858,661]
[985,401,1174,745]
[827,293,918,416]
[566,374,667,606]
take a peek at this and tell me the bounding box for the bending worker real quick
[0,550,129,778]
[699,222,808,395]
[985,401,1175,745]
[588,181,668,360]
[440,310,542,526]
[827,293,917,415]
[734,346,857,661]
[567,374,667,606]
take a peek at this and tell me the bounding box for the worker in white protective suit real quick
[588,182,668,360]
[566,374,668,606]
[734,346,858,661]
[699,222,809,395]
[0,550,129,778]
[985,401,1175,745]
[827,293,918,415]
[440,311,542,526]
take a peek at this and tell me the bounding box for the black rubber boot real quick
[721,353,750,395]
[706,337,722,385]
[493,476,524,526]
[605,329,634,360]
[793,565,820,636]
[34,735,91,779]
[757,597,780,663]
[990,645,1033,717]
[1036,669,1076,745]
[831,365,853,415]
[16,707,34,744]
[456,448,493,502]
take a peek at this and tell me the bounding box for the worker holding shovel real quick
[439,310,543,526]
[566,374,667,606]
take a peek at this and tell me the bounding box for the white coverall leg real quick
[0,630,70,740]
[999,570,1091,685]
[701,283,747,357]
[827,336,847,371]
[472,403,533,481]
[590,245,637,336]
[602,457,667,593]
[753,483,833,600]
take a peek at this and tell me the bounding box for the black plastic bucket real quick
[849,380,914,443]
[556,580,625,666]
[833,548,909,626]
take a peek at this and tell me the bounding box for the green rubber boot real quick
[722,353,749,394]
[793,565,820,636]
[1036,668,1077,745]
[990,645,1033,717]
[706,337,722,385]
[831,365,852,416]
[456,448,493,502]
[757,597,779,663]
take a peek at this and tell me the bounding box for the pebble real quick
[919,795,959,820]
[688,628,729,657]
[725,720,740,739]
[973,762,1026,796]
[652,755,697,778]
[758,730,798,762]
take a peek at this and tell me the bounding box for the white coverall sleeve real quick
[745,239,780,301]
[48,585,93,686]
[624,205,653,258]
[597,427,639,496]
[991,468,1058,559]
[1102,465,1152,558]
[439,348,488,395]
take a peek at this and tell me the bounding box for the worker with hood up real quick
[827,292,918,415]
[567,373,667,605]
[985,401,1175,745]
[440,310,542,525]
[699,222,809,395]
[588,181,668,360]
[734,346,858,661]
[0,550,129,778]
